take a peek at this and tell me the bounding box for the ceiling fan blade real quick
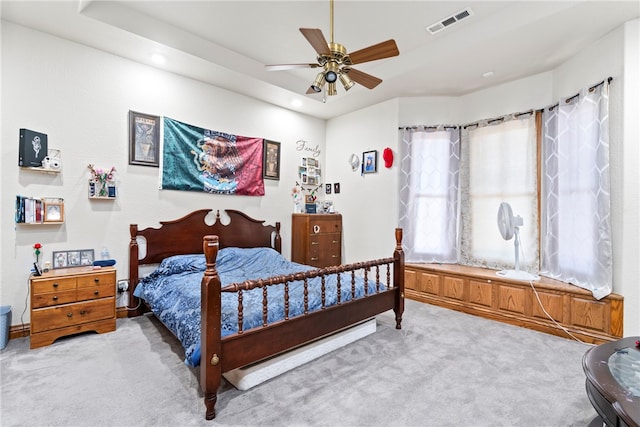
[348,39,399,65]
[345,68,382,90]
[265,63,320,71]
[299,28,330,56]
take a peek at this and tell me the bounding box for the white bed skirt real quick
[223,318,377,390]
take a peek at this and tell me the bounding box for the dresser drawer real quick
[77,272,115,289]
[77,283,115,301]
[32,290,77,309]
[308,217,342,234]
[31,298,116,333]
[32,277,76,295]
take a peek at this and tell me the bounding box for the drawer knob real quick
[53,283,59,288]
[52,296,58,301]
[80,310,87,315]
[313,225,320,233]
[94,278,100,283]
[332,255,338,258]
[311,242,319,245]
[311,257,319,261]
[94,290,99,295]
[67,312,73,318]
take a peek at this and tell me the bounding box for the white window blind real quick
[460,115,539,271]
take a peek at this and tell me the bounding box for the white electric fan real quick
[496,202,539,281]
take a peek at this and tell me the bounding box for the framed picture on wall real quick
[129,110,160,167]
[263,140,281,180]
[362,150,378,174]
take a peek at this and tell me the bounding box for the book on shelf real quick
[18,128,48,168]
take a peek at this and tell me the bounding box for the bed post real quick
[200,235,222,420]
[128,224,142,317]
[393,228,405,330]
[274,221,282,253]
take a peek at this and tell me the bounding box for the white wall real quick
[1,22,325,322]
[328,19,639,336]
[325,99,400,263]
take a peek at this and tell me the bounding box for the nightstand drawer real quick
[32,277,76,295]
[31,298,115,333]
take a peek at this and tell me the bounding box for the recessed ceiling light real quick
[482,71,494,78]
[151,53,166,64]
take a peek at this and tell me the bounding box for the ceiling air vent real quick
[426,7,474,35]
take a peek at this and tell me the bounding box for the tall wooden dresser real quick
[291,213,342,268]
[30,266,116,349]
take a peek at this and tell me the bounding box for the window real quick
[398,79,611,298]
[460,115,538,271]
[399,127,459,263]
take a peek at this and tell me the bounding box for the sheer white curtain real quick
[399,126,460,263]
[459,115,539,271]
[540,81,612,299]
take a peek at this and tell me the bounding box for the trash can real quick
[0,305,11,350]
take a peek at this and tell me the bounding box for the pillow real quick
[155,254,206,276]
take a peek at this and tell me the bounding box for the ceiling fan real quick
[265,0,400,96]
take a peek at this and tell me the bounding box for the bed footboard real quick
[199,228,404,420]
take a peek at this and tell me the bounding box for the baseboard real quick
[10,324,30,340]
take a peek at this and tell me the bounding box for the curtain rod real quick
[398,125,459,130]
[547,76,612,111]
[399,77,613,128]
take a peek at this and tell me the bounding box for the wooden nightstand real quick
[30,266,116,349]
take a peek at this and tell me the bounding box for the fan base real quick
[496,269,540,282]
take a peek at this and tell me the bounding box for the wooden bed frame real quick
[128,209,405,420]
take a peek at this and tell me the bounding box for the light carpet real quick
[0,300,598,426]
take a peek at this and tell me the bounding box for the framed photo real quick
[129,110,160,167]
[362,150,378,174]
[43,198,64,222]
[325,183,332,194]
[52,249,94,269]
[263,140,281,180]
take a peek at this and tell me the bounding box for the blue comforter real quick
[134,247,382,366]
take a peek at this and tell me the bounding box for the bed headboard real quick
[128,209,281,315]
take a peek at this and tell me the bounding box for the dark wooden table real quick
[583,336,640,427]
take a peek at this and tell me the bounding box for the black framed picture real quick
[129,110,160,167]
[362,150,378,174]
[52,249,94,269]
[263,140,281,180]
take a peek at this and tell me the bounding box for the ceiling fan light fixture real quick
[339,72,355,91]
[324,61,339,83]
[327,82,337,96]
[325,70,338,83]
[310,72,326,92]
